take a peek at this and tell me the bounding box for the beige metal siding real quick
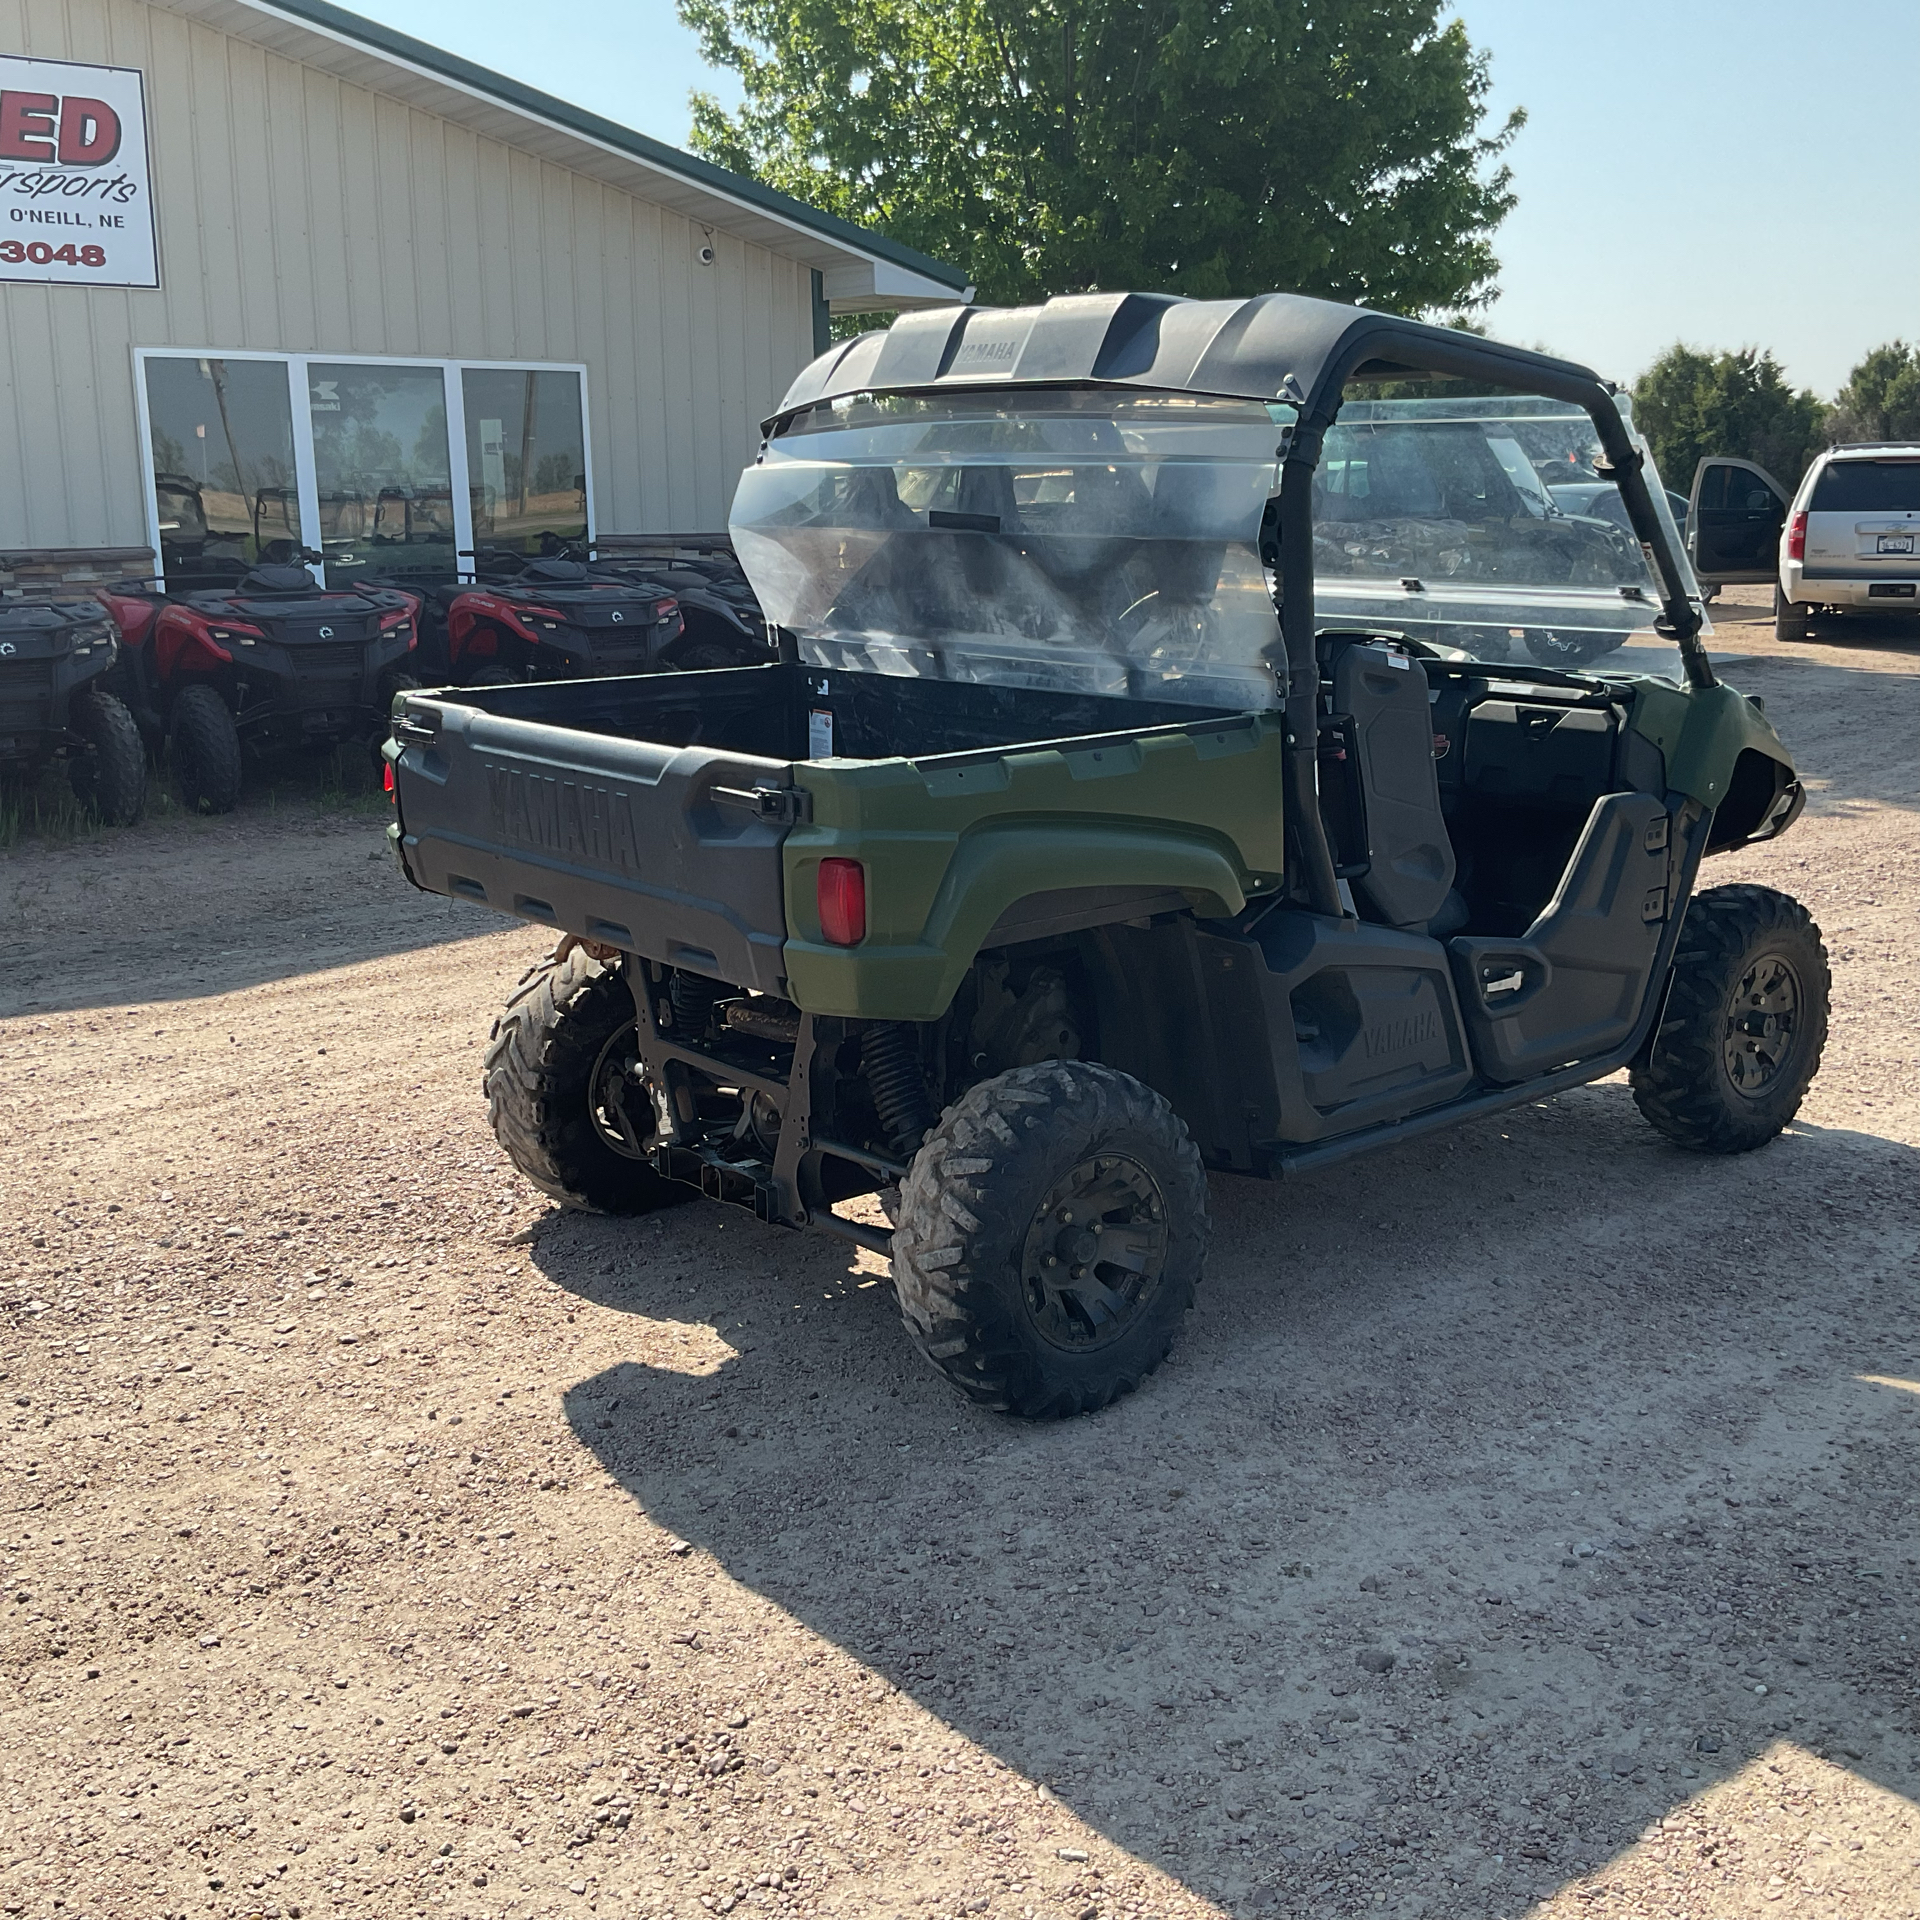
[0,0,815,548]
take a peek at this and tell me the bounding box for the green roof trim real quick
[247,0,970,291]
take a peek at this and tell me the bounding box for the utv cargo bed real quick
[391,662,1287,1009]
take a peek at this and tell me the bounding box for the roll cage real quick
[763,290,1713,920]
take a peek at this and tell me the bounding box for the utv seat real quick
[1324,636,1460,934]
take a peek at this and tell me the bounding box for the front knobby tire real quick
[891,1061,1208,1419]
[168,683,243,813]
[66,688,147,826]
[1632,884,1830,1153]
[484,946,687,1214]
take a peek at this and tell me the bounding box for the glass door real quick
[306,362,458,586]
[137,354,589,590]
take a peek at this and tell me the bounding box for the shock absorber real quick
[668,969,721,1040]
[861,1021,936,1160]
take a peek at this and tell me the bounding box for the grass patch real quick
[0,771,115,850]
[1,736,388,850]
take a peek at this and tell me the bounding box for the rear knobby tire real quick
[484,946,687,1214]
[891,1060,1208,1418]
[66,688,146,826]
[168,683,243,813]
[1631,884,1829,1153]
[1773,587,1811,643]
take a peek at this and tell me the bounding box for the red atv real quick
[100,554,420,813]
[390,551,685,686]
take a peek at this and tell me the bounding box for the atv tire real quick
[484,946,687,1215]
[66,688,146,826]
[1773,588,1812,643]
[891,1061,1207,1418]
[168,683,243,813]
[1631,884,1829,1153]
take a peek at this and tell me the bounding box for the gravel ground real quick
[2,589,1917,1920]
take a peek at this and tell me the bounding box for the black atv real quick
[589,542,772,669]
[0,599,146,827]
[390,549,692,686]
[101,553,420,814]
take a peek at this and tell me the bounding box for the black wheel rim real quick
[1018,1154,1170,1353]
[588,1019,657,1160]
[1722,953,1801,1099]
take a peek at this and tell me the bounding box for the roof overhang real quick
[771,291,1612,424]
[149,0,973,310]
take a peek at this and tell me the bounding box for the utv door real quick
[1688,457,1790,585]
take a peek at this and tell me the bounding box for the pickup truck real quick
[390,290,1823,1419]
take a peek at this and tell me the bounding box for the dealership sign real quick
[0,55,156,287]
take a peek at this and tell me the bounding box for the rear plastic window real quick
[1810,461,1920,513]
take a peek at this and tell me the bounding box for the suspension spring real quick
[862,1021,937,1160]
[668,969,721,1039]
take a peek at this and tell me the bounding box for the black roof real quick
[770,291,1614,429]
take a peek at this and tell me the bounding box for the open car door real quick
[1688,456,1791,585]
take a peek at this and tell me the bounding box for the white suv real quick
[1686,443,1920,640]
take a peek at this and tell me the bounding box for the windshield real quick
[732,390,1284,707]
[1312,392,1698,678]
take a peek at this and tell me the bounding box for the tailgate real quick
[391,693,796,992]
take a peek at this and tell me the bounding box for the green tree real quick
[680,0,1522,313]
[1828,341,1920,445]
[1631,345,1827,489]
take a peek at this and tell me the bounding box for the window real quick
[735,389,1281,706]
[140,356,299,587]
[135,351,591,590]
[309,362,457,585]
[462,368,588,556]
[1696,465,1782,514]
[1810,460,1920,514]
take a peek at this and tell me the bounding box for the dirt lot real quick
[3,589,1917,1920]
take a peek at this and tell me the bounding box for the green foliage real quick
[1631,345,1827,489]
[1829,340,1920,445]
[680,0,1522,313]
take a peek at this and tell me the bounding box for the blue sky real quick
[363,0,1917,395]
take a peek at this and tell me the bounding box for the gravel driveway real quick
[3,591,1916,1920]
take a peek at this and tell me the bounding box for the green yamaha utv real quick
[388,293,1824,1418]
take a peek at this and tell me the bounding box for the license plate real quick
[1876,533,1914,554]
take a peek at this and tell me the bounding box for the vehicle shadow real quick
[535,1084,1920,1915]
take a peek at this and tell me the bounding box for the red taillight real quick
[1787,511,1807,562]
[817,858,866,946]
[383,758,395,796]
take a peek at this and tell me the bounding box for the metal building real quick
[0,0,967,598]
